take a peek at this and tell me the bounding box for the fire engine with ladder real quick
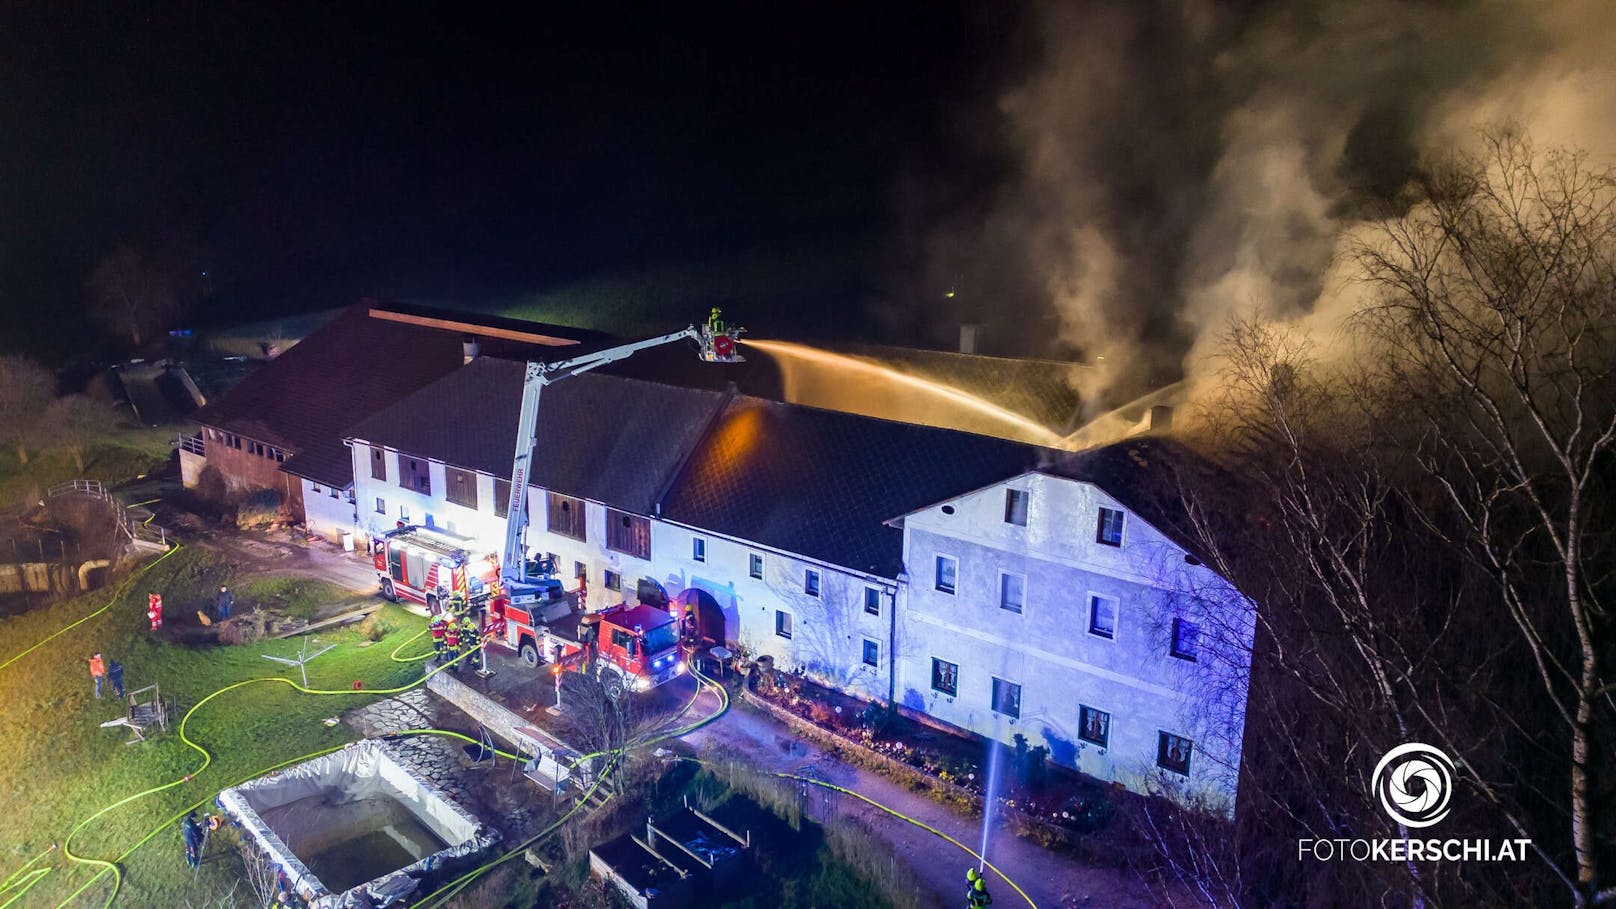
[486,310,744,697]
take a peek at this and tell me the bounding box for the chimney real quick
[958,323,980,355]
[1147,405,1174,433]
[462,335,481,365]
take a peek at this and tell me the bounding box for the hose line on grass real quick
[0,544,182,674]
[54,640,488,909]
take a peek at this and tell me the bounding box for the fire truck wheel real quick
[518,640,540,668]
[426,595,440,616]
[604,673,625,701]
[381,579,397,602]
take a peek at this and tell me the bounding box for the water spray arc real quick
[742,339,1072,447]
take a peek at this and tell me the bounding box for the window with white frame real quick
[692,536,706,563]
[604,570,621,591]
[748,552,764,579]
[1157,732,1193,776]
[399,505,411,523]
[934,555,957,594]
[999,572,1025,614]
[804,569,820,597]
[775,610,793,639]
[1078,705,1110,747]
[1088,594,1118,639]
[374,497,386,515]
[930,658,958,696]
[1095,506,1125,547]
[863,586,881,616]
[990,677,1022,719]
[861,638,879,667]
[1171,618,1200,661]
[1004,487,1029,526]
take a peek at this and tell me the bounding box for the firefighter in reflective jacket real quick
[429,616,448,659]
[443,619,461,669]
[459,614,481,660]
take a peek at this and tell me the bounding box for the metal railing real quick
[176,433,206,456]
[47,478,107,498]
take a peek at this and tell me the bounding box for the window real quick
[370,448,387,480]
[999,572,1025,614]
[374,497,386,515]
[1004,488,1029,526]
[1096,507,1125,547]
[692,536,706,563]
[930,658,958,696]
[493,478,512,518]
[605,509,650,559]
[574,561,586,580]
[804,569,820,597]
[863,586,881,616]
[1171,618,1201,661]
[862,638,879,667]
[775,610,793,639]
[1157,732,1193,776]
[1088,594,1118,640]
[424,513,437,529]
[402,457,430,495]
[991,677,1022,719]
[549,493,587,542]
[935,555,957,595]
[445,466,479,509]
[399,505,411,523]
[328,487,339,499]
[1078,706,1110,748]
[748,552,764,580]
[604,570,621,592]
[311,483,322,494]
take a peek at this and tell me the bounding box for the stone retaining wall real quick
[427,668,574,757]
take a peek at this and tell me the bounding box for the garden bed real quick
[743,666,1133,863]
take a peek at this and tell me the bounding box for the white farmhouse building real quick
[337,355,1252,807]
[891,444,1252,808]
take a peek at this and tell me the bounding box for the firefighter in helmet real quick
[965,869,992,908]
[443,617,461,670]
[429,615,448,660]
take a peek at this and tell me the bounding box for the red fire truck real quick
[373,525,499,615]
[492,598,685,698]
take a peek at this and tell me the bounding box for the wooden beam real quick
[368,308,582,347]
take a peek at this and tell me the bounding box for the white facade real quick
[300,478,359,544]
[894,472,1252,809]
[346,441,896,700]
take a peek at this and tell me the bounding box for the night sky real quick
[0,2,1019,359]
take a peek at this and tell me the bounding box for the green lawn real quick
[235,576,367,622]
[0,546,427,907]
[0,427,177,509]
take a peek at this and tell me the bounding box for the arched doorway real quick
[674,588,726,647]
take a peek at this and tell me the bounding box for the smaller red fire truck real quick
[492,598,685,698]
[373,525,499,615]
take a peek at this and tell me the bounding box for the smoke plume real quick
[932,0,1616,413]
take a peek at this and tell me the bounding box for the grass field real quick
[0,546,427,907]
[0,427,176,509]
[234,576,368,622]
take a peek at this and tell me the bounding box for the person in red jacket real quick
[443,619,461,670]
[429,616,448,659]
[146,593,163,630]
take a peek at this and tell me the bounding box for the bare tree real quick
[37,394,115,473]
[236,837,284,908]
[1358,131,1616,908]
[85,245,185,348]
[0,355,57,464]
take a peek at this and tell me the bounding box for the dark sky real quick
[0,1,1017,358]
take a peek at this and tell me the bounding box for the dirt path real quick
[683,699,1167,909]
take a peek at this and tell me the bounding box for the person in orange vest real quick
[146,593,163,630]
[88,653,106,699]
[429,616,448,659]
[443,618,461,670]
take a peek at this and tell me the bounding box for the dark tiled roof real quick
[196,304,602,487]
[1038,438,1223,563]
[660,396,1040,577]
[344,358,730,514]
